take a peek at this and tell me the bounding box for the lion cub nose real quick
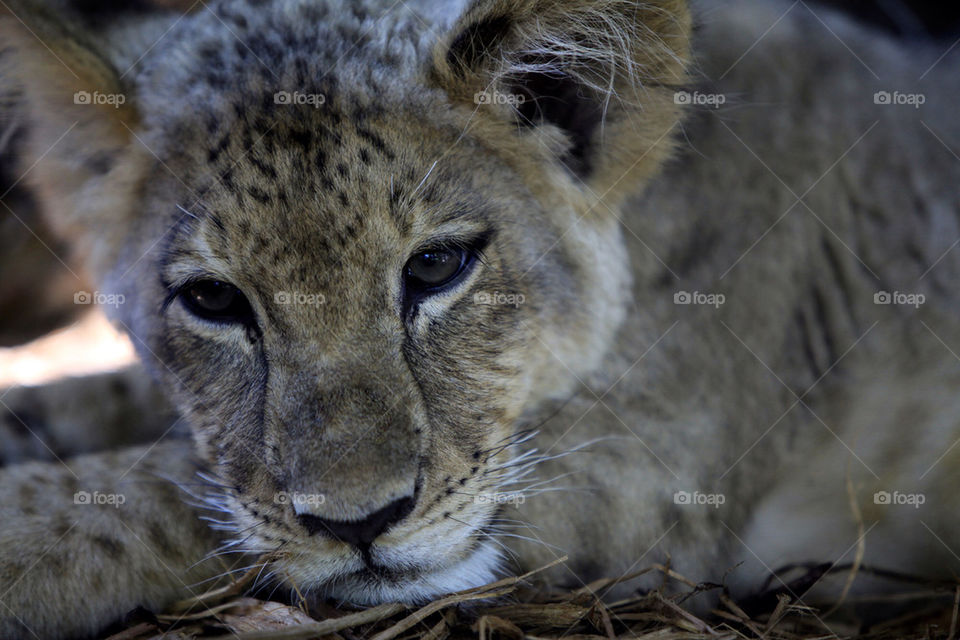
[297,496,415,549]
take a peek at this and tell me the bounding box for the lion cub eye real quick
[179,280,254,323]
[401,236,488,316]
[405,247,467,290]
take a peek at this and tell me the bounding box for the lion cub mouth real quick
[283,542,502,605]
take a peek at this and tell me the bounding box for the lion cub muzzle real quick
[296,495,416,554]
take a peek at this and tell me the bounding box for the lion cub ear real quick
[0,1,143,262]
[431,0,692,203]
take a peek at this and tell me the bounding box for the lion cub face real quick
[145,107,574,601]
[3,0,689,602]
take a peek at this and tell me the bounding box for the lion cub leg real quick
[0,440,228,639]
[0,365,179,465]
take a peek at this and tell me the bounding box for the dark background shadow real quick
[814,0,960,39]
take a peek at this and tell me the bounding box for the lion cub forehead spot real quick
[179,152,493,253]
